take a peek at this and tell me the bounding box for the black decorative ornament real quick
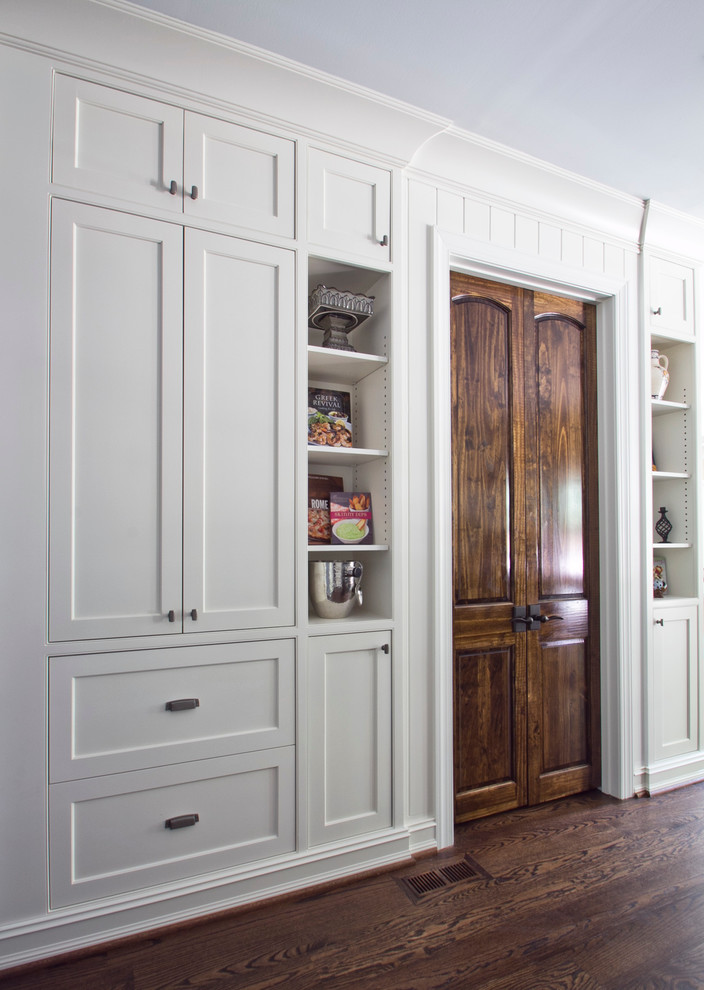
[655,506,672,544]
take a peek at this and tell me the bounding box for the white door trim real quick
[430,226,641,849]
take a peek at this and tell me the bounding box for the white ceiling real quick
[128,0,704,221]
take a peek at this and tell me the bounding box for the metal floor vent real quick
[396,855,492,903]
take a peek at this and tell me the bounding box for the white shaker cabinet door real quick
[651,604,699,762]
[649,256,695,339]
[182,231,295,631]
[307,149,391,261]
[52,75,184,212]
[49,201,184,641]
[308,631,392,845]
[184,113,295,237]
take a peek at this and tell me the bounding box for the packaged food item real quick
[308,474,344,544]
[330,492,373,545]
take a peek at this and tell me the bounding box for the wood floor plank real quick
[3,786,704,989]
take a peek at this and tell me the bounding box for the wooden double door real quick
[451,273,600,822]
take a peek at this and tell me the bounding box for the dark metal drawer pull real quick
[165,813,199,830]
[165,698,200,712]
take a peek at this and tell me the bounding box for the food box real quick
[330,492,373,546]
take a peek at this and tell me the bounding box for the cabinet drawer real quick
[50,641,295,781]
[49,748,295,907]
[52,74,184,211]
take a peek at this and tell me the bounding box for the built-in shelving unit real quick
[306,255,393,627]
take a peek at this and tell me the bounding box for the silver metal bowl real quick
[309,560,363,619]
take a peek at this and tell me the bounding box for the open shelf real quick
[307,446,388,466]
[652,398,689,416]
[308,345,387,385]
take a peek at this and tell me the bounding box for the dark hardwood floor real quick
[4,784,704,989]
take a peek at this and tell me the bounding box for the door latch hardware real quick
[513,605,564,632]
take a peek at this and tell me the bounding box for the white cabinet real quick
[648,256,695,340]
[651,604,698,762]
[52,75,295,237]
[308,149,391,261]
[49,640,295,780]
[49,200,295,640]
[48,639,296,907]
[643,249,703,794]
[308,631,392,844]
[49,747,295,907]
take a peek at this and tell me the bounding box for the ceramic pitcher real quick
[651,349,670,400]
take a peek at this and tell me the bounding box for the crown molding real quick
[0,0,449,167]
[409,124,645,246]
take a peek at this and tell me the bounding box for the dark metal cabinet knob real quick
[169,180,178,195]
[165,813,199,830]
[165,698,200,711]
[190,608,198,621]
[190,185,198,200]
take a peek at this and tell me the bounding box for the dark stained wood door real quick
[451,273,600,822]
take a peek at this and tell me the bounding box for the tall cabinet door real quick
[49,201,183,641]
[182,231,295,631]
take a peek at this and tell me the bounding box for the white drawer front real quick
[50,641,295,781]
[49,748,295,907]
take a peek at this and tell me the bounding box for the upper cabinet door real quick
[649,256,695,339]
[49,201,184,641]
[184,113,295,237]
[182,230,295,632]
[52,75,184,212]
[308,149,391,262]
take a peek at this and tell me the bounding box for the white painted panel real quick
[583,238,605,272]
[464,198,490,241]
[49,748,295,906]
[490,207,515,248]
[562,230,584,268]
[308,632,391,844]
[515,215,539,255]
[649,257,695,339]
[52,74,183,211]
[652,605,698,760]
[437,190,463,233]
[604,244,625,279]
[50,640,295,780]
[184,112,294,236]
[49,201,183,640]
[308,149,391,261]
[539,222,561,261]
[407,179,438,822]
[183,231,295,631]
